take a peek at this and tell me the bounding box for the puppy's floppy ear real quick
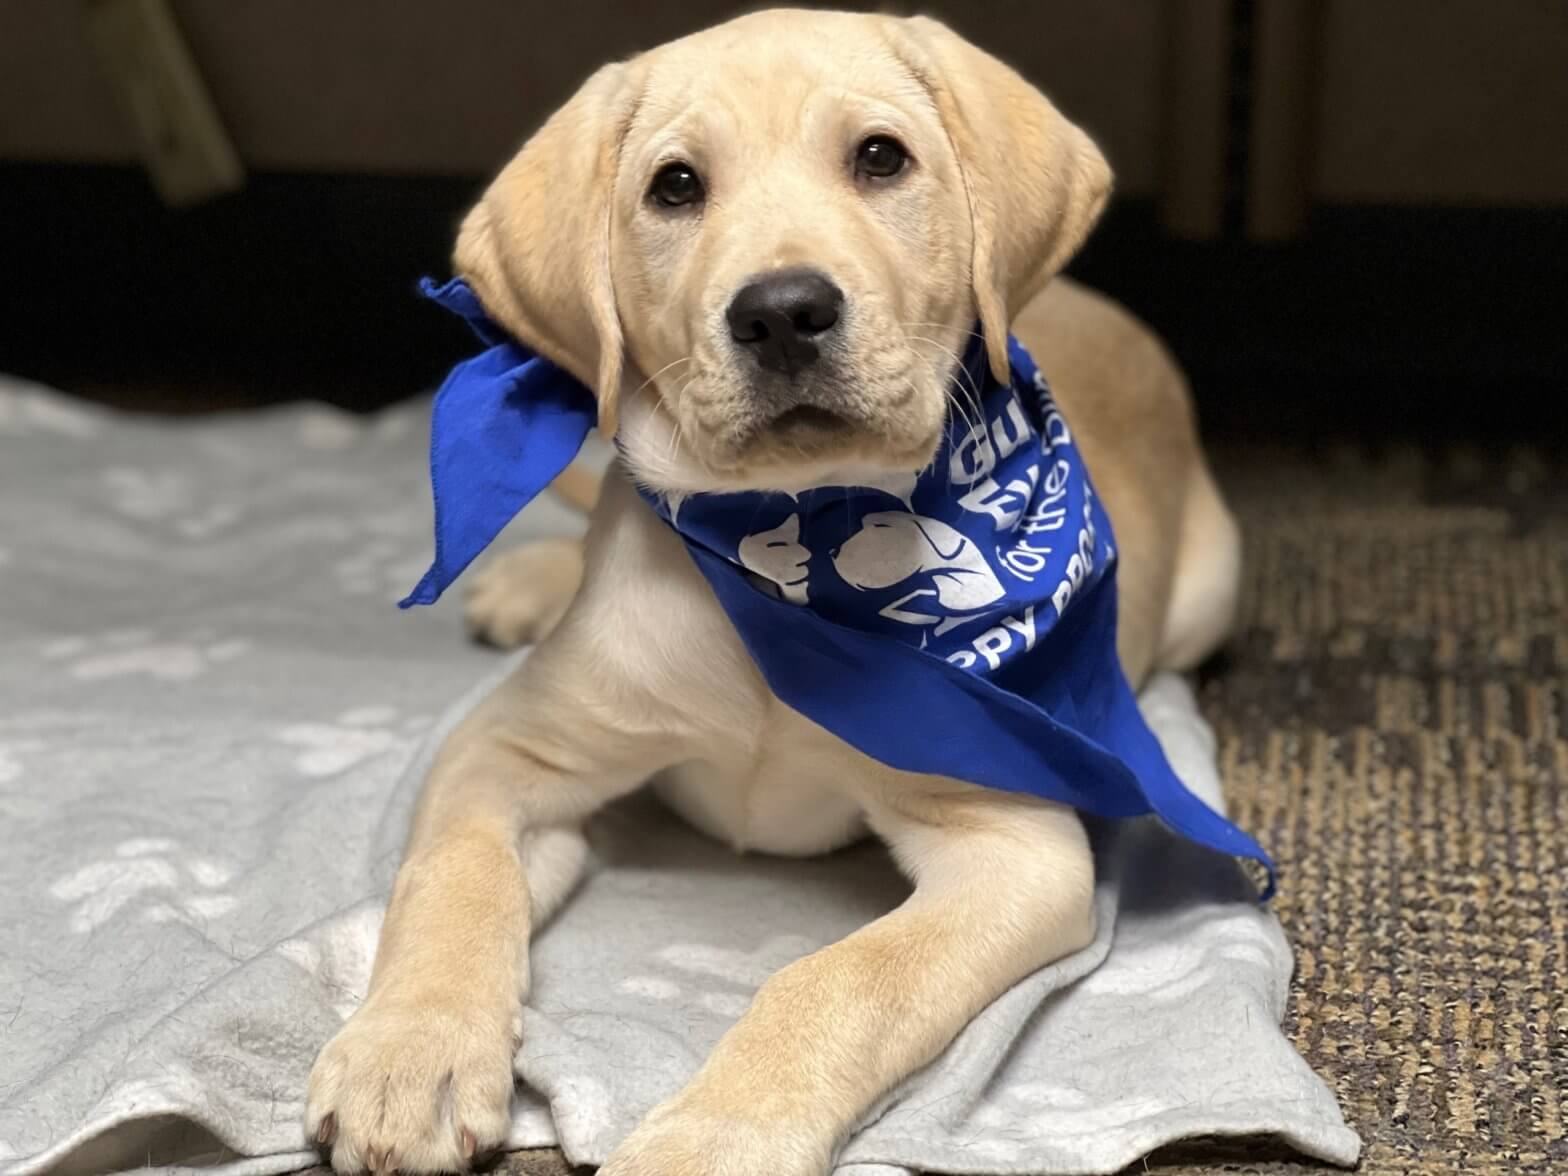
[454,62,638,436]
[890,17,1113,381]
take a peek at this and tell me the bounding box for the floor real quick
[1128,442,1567,1174]
[305,441,1568,1176]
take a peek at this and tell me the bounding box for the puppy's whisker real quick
[623,369,697,485]
[906,335,985,452]
[940,395,976,492]
[663,374,715,473]
[907,345,982,496]
[902,321,990,423]
[632,364,693,480]
[894,373,967,494]
[901,320,987,345]
[939,379,978,444]
[905,333,982,408]
[631,355,693,402]
[662,391,689,468]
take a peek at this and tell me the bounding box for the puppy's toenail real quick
[316,1112,337,1146]
[461,1128,478,1160]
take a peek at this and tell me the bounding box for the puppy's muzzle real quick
[726,267,844,377]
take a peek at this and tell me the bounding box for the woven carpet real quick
[1139,443,1567,1175]
[395,443,1568,1176]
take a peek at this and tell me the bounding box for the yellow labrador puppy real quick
[306,9,1240,1174]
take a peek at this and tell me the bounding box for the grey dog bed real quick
[0,378,1359,1175]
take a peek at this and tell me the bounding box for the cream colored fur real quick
[305,11,1241,1175]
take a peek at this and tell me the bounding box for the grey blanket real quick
[0,377,1361,1175]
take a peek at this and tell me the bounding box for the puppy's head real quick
[456,9,1110,494]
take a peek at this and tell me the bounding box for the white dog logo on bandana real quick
[738,514,812,604]
[832,512,1004,633]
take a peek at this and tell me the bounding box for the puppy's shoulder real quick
[1016,279,1185,404]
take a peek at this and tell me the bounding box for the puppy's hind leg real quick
[462,461,606,648]
[465,537,584,648]
[518,823,590,924]
[1157,461,1242,672]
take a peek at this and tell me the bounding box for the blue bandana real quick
[403,277,1274,896]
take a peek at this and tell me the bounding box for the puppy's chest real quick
[592,483,870,855]
[653,709,869,857]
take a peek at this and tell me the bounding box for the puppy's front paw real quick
[305,997,517,1173]
[600,1101,830,1176]
[464,539,583,648]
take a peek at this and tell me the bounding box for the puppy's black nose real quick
[726,268,844,375]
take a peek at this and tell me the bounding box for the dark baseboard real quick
[3,162,1565,440]
[1070,199,1568,443]
[1,164,484,413]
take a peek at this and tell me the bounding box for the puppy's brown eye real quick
[650,162,704,208]
[855,135,909,180]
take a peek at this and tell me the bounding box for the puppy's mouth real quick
[768,404,853,434]
[732,391,871,462]
[720,399,943,488]
[723,364,867,454]
[624,335,952,493]
[694,355,949,485]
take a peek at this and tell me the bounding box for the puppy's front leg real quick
[305,650,670,1174]
[602,787,1096,1176]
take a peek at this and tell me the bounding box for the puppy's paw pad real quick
[463,540,582,648]
[305,1001,516,1173]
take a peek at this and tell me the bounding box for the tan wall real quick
[2,1,1565,205]
[0,0,1161,191]
[1315,0,1568,205]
